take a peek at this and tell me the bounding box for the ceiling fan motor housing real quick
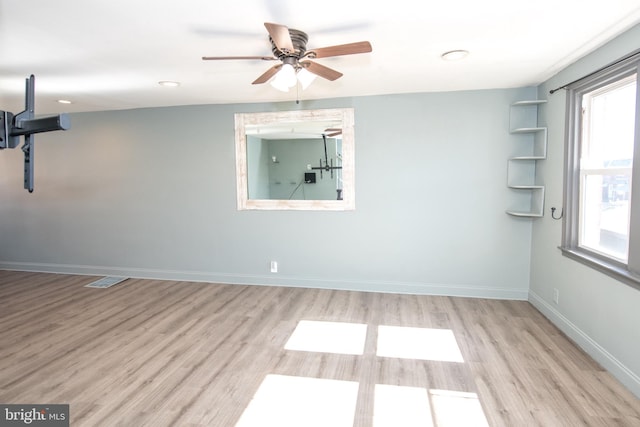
[270,29,308,59]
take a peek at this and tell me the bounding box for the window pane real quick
[579,74,636,261]
[581,76,636,168]
[580,174,631,261]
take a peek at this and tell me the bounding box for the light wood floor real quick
[0,270,638,426]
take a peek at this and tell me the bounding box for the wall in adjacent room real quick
[246,136,270,199]
[529,24,640,397]
[265,137,339,200]
[0,87,536,299]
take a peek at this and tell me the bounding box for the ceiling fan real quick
[324,127,342,137]
[202,22,372,90]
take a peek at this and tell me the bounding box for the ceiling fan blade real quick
[307,41,372,59]
[202,55,278,61]
[252,64,282,84]
[264,22,294,53]
[300,60,343,81]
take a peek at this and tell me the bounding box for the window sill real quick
[560,247,640,291]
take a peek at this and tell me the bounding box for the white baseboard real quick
[0,261,529,300]
[528,290,640,399]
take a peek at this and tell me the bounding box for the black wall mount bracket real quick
[0,75,70,192]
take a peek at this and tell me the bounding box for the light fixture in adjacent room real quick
[441,50,469,61]
[158,80,181,87]
[56,99,72,104]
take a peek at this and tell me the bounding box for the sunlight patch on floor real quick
[235,374,359,427]
[284,320,368,355]
[376,326,464,362]
[430,389,489,427]
[373,384,434,427]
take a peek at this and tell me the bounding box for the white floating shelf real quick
[511,127,547,134]
[508,185,544,190]
[506,210,544,218]
[509,156,546,160]
[511,100,548,106]
[506,100,547,218]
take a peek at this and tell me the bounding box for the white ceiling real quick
[1,0,640,115]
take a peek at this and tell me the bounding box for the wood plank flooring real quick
[0,270,638,426]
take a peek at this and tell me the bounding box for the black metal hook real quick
[551,207,563,220]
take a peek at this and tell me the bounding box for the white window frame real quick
[561,56,640,289]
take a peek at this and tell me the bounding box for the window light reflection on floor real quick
[376,326,465,362]
[373,385,489,427]
[373,384,434,427]
[235,374,359,427]
[429,389,489,427]
[284,320,368,355]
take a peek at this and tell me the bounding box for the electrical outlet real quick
[270,261,278,273]
[553,288,559,304]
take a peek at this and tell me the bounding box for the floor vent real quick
[84,276,128,289]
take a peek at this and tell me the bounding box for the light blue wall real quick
[0,87,535,299]
[530,24,640,397]
[246,136,270,199]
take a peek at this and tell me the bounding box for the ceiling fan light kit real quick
[270,64,296,92]
[270,63,317,92]
[203,22,372,92]
[296,68,316,90]
[270,59,298,92]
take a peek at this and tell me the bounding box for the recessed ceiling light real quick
[441,50,469,61]
[57,99,72,104]
[158,80,180,87]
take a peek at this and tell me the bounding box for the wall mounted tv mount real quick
[0,75,70,192]
[309,133,342,179]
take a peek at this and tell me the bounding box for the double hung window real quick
[562,55,640,286]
